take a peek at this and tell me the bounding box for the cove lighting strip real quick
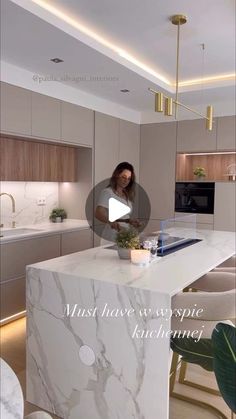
[30,0,235,89]
[0,310,26,326]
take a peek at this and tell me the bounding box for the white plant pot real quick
[117,247,131,260]
[195,175,205,181]
[51,217,63,223]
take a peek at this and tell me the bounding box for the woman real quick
[95,162,141,242]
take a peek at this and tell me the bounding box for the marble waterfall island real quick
[26,229,235,419]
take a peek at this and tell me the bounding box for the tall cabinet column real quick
[140,122,177,232]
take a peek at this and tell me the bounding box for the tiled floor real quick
[0,318,233,419]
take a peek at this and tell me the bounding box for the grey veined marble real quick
[26,268,170,419]
[26,229,235,419]
[0,358,24,419]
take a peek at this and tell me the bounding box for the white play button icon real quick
[108,198,131,222]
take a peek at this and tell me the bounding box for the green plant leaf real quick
[115,227,140,249]
[212,323,236,413]
[170,336,214,371]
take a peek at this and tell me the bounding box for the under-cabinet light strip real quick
[0,310,26,326]
[184,152,236,156]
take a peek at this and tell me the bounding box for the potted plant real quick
[193,166,206,180]
[115,227,140,259]
[49,208,67,223]
[170,323,236,414]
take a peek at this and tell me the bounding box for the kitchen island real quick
[26,229,235,419]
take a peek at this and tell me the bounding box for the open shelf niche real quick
[176,152,236,182]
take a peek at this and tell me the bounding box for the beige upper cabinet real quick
[140,122,177,220]
[94,112,119,184]
[177,118,217,152]
[119,120,140,180]
[61,101,94,146]
[0,82,31,135]
[216,116,236,151]
[32,92,61,140]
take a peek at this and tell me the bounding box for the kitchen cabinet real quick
[0,81,31,135]
[176,152,236,181]
[0,234,61,321]
[94,112,119,184]
[41,142,78,182]
[177,118,217,152]
[0,137,42,181]
[0,228,93,321]
[61,101,94,146]
[140,122,177,220]
[32,92,61,140]
[61,229,92,255]
[0,136,78,182]
[216,116,236,151]
[119,119,140,180]
[94,112,119,247]
[214,182,236,232]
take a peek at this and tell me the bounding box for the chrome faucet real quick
[0,193,16,228]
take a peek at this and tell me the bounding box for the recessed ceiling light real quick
[120,89,130,93]
[50,58,64,63]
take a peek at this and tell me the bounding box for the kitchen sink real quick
[0,228,42,237]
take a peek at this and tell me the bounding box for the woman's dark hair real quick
[108,162,136,201]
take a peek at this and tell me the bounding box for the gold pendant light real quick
[149,14,213,131]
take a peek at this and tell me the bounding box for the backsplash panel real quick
[0,182,58,227]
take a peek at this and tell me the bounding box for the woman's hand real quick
[129,219,142,228]
[109,221,121,231]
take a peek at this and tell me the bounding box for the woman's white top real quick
[97,187,133,243]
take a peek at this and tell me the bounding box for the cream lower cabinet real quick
[0,235,61,322]
[0,229,92,322]
[61,229,93,255]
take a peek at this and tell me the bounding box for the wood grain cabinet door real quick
[1,137,78,181]
[0,137,41,181]
[57,145,78,182]
[40,143,78,182]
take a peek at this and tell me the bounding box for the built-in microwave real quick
[175,182,215,214]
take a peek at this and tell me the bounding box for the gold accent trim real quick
[171,14,187,26]
[170,392,228,419]
[155,92,163,112]
[0,310,26,326]
[149,87,214,130]
[206,105,213,131]
[149,14,215,130]
[179,361,220,396]
[170,354,228,419]
[164,97,173,116]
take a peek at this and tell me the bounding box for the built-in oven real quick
[175,182,215,214]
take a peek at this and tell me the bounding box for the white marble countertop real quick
[27,228,235,296]
[0,219,90,243]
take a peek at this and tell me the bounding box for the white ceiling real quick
[1,0,235,120]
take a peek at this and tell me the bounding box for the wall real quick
[0,182,58,227]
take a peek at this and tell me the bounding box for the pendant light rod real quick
[148,14,214,130]
[171,15,187,118]
[148,88,213,121]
